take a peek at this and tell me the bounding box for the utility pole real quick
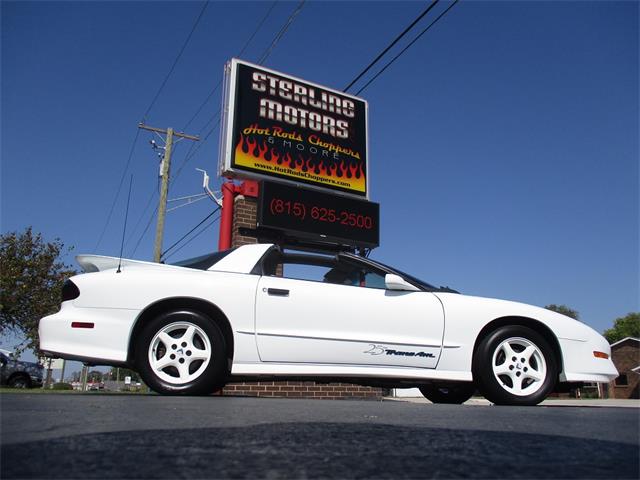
[81,364,88,391]
[138,123,199,262]
[45,357,53,388]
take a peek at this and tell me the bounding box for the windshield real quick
[171,249,236,270]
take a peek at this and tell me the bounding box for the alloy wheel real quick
[491,336,547,397]
[148,321,212,385]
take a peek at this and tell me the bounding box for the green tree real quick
[603,313,640,344]
[544,304,580,320]
[88,370,104,382]
[0,228,75,354]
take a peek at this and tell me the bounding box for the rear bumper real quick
[39,302,139,364]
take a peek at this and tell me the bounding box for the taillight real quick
[71,322,94,329]
[61,280,80,302]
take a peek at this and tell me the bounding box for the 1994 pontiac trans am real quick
[39,243,617,405]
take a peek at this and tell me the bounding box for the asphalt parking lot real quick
[1,393,638,479]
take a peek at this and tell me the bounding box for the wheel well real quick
[128,297,234,372]
[8,372,31,385]
[472,316,563,376]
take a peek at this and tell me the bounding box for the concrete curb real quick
[384,396,640,407]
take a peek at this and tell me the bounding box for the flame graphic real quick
[233,134,366,193]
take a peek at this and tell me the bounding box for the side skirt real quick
[231,362,472,383]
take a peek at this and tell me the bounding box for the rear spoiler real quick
[76,255,159,273]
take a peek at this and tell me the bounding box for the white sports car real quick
[39,243,617,405]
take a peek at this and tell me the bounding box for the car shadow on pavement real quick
[2,422,637,479]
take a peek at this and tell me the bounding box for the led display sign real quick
[258,181,379,248]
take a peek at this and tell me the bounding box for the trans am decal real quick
[363,344,435,359]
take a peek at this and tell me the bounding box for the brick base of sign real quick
[223,381,383,400]
[224,193,385,400]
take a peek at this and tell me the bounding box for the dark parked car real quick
[0,349,44,388]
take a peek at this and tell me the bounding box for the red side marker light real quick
[593,351,609,359]
[71,322,94,329]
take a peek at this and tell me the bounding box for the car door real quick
[254,252,445,369]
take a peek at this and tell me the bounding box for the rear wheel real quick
[8,375,30,389]
[474,325,558,406]
[419,382,475,404]
[135,310,228,395]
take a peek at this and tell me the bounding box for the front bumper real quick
[559,335,618,383]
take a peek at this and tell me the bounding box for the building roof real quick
[610,337,640,348]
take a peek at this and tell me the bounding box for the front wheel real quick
[474,325,558,406]
[419,382,475,404]
[135,310,228,395]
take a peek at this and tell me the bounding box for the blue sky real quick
[2,1,638,367]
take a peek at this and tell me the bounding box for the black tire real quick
[419,382,475,404]
[8,375,31,389]
[473,325,558,406]
[135,310,228,395]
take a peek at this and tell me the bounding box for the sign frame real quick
[219,58,370,199]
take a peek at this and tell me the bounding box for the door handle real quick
[266,288,289,297]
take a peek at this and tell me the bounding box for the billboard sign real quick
[220,59,369,198]
[258,181,379,248]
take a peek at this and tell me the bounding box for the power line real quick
[94,128,141,251]
[237,0,279,59]
[147,0,303,251]
[125,186,158,249]
[131,205,158,257]
[94,2,209,252]
[142,1,210,122]
[355,0,460,96]
[174,1,305,183]
[181,1,278,132]
[343,0,440,92]
[161,207,221,260]
[257,0,305,65]
[181,81,222,133]
[163,213,221,262]
[172,117,221,183]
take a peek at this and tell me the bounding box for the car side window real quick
[261,250,337,284]
[260,249,388,290]
[337,258,388,289]
[362,270,387,289]
[283,263,335,283]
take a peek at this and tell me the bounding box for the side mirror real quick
[385,273,421,292]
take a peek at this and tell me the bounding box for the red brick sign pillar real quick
[224,194,383,400]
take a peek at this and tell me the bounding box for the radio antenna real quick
[117,175,134,273]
